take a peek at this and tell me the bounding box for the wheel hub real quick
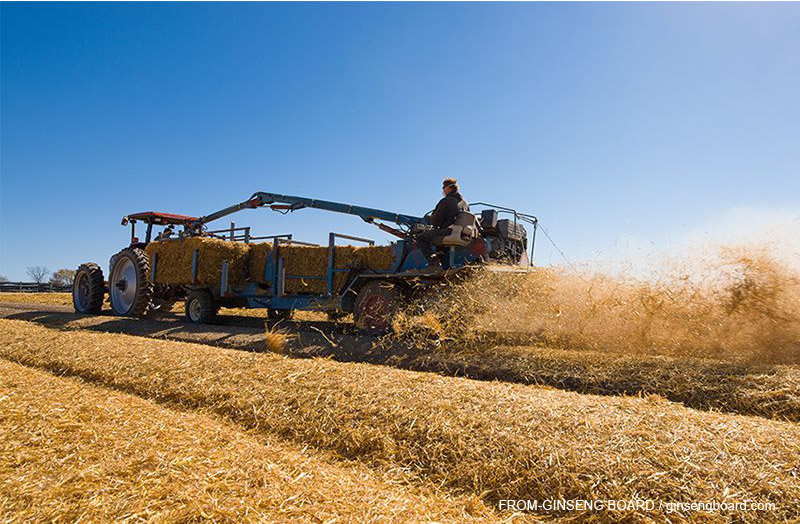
[189,299,203,322]
[110,257,137,314]
[73,273,90,311]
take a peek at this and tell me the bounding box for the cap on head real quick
[442,178,458,192]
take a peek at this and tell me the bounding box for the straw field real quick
[3,289,797,423]
[395,343,800,421]
[0,292,73,306]
[0,359,496,523]
[0,290,332,321]
[2,319,798,523]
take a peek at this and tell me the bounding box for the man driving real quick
[416,178,469,270]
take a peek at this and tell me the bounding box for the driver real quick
[155,225,175,241]
[416,178,469,270]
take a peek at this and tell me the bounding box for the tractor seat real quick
[440,211,479,247]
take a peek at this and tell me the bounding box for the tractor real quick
[72,192,536,333]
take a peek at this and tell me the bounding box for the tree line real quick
[0,267,76,287]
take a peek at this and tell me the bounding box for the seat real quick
[440,211,479,247]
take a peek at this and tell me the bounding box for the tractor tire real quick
[108,247,153,317]
[72,263,105,314]
[268,308,293,321]
[185,289,217,324]
[108,247,153,318]
[353,281,402,335]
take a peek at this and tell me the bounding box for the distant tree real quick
[26,266,50,284]
[50,269,76,287]
[0,275,7,283]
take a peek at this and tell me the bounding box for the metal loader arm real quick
[193,192,426,230]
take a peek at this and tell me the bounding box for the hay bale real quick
[353,245,395,271]
[247,242,273,283]
[279,245,395,294]
[145,237,249,287]
[144,239,394,292]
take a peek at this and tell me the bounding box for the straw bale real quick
[145,237,249,287]
[0,359,496,523]
[278,245,394,294]
[2,319,798,522]
[247,241,273,283]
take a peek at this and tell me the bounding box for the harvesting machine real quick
[72,192,537,333]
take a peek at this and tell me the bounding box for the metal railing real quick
[202,222,320,246]
[327,232,375,295]
[470,202,538,266]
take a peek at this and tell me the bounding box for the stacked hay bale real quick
[270,245,395,294]
[145,238,395,294]
[247,242,273,283]
[145,237,250,287]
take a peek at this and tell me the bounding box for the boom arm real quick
[193,192,426,230]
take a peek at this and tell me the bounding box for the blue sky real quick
[1,2,798,280]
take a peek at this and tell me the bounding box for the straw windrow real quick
[1,319,797,523]
[0,358,498,523]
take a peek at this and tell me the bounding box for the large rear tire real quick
[353,281,402,335]
[109,247,153,317]
[185,289,217,324]
[72,263,105,314]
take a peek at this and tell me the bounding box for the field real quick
[0,292,74,306]
[0,292,327,320]
[0,357,493,523]
[1,318,799,522]
[1,258,799,524]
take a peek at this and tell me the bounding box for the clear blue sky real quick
[1,2,798,280]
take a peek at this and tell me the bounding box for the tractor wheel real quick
[72,263,105,314]
[108,247,152,317]
[185,289,217,324]
[353,281,402,335]
[268,308,293,321]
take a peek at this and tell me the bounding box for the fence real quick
[0,282,72,293]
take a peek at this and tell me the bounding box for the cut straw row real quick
[385,343,800,422]
[1,319,798,522]
[0,358,497,523]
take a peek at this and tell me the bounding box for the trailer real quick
[72,192,537,334]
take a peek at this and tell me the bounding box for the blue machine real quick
[74,191,537,333]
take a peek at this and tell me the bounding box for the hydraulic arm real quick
[193,192,426,232]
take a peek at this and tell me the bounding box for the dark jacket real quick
[430,191,468,229]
